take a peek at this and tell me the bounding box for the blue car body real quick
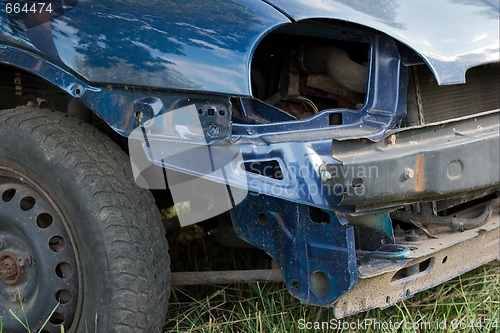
[1,0,499,317]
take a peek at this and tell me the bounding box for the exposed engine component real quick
[296,45,368,93]
[249,34,368,121]
[392,197,500,233]
[0,64,67,110]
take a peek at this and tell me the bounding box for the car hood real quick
[263,0,499,85]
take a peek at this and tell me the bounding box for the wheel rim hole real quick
[55,289,72,304]
[20,196,36,211]
[2,189,16,202]
[36,213,53,229]
[49,236,66,252]
[55,262,72,279]
[49,312,65,325]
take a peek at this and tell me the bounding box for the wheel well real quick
[0,63,177,210]
[0,63,126,144]
[0,64,67,111]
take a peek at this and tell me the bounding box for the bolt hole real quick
[442,256,448,264]
[292,279,298,288]
[198,108,204,115]
[218,110,225,116]
[75,88,81,95]
[36,213,53,229]
[310,271,329,297]
[2,189,16,202]
[309,206,330,224]
[258,213,268,225]
[49,236,66,252]
[386,296,391,304]
[351,178,363,188]
[49,312,65,325]
[329,113,343,125]
[56,262,72,279]
[405,289,411,297]
[55,289,72,304]
[20,196,35,211]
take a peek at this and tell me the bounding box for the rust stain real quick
[415,154,425,192]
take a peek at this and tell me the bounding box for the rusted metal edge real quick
[332,213,499,319]
[170,269,284,286]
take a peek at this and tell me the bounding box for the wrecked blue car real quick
[0,0,498,331]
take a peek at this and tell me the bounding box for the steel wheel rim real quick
[0,167,81,332]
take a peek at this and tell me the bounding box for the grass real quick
[0,290,58,333]
[0,310,97,333]
[1,221,497,332]
[164,224,499,333]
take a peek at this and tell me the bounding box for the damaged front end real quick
[0,0,498,324]
[128,19,499,316]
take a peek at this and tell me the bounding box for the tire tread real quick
[0,107,170,332]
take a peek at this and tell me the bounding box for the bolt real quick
[406,229,419,242]
[0,252,23,284]
[135,110,143,123]
[73,83,83,96]
[207,125,220,137]
[246,128,255,135]
[10,290,24,303]
[17,254,32,267]
[387,134,396,145]
[321,170,332,182]
[404,168,415,180]
[394,224,405,237]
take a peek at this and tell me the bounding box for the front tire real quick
[0,108,170,332]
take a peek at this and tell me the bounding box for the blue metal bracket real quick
[230,193,357,306]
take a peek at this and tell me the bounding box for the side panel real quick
[0,0,290,96]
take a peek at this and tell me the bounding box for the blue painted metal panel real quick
[2,0,498,97]
[0,45,235,136]
[0,0,290,95]
[230,194,357,306]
